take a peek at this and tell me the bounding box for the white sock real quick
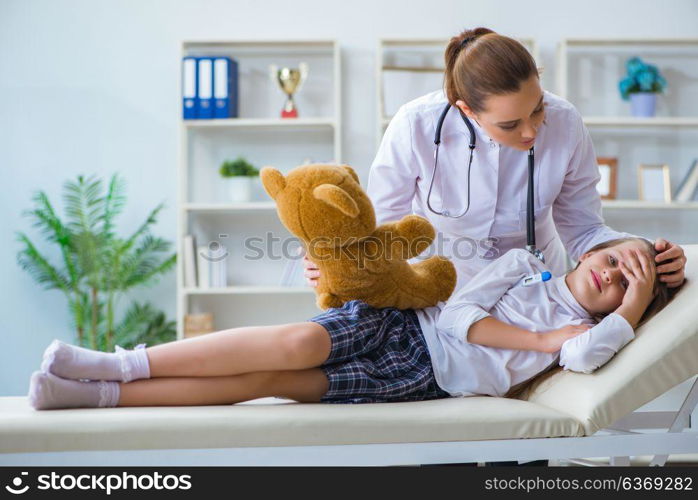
[28,371,120,410]
[41,339,150,383]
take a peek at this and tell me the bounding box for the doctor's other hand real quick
[299,247,320,287]
[539,324,591,353]
[653,238,686,289]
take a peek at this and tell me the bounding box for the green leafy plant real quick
[219,156,260,177]
[619,56,667,100]
[16,174,177,351]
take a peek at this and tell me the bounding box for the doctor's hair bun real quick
[444,27,539,113]
[451,27,494,52]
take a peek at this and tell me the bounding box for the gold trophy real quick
[269,62,308,118]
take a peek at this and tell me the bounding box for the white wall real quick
[2,0,697,399]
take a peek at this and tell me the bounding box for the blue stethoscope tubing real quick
[428,103,545,263]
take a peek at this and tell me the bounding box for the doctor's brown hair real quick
[503,237,677,401]
[444,27,539,112]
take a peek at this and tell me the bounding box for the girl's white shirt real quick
[366,89,637,291]
[416,248,635,397]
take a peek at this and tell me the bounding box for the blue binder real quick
[197,57,214,119]
[181,57,198,119]
[213,57,239,119]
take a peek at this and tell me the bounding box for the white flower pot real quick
[630,92,657,117]
[227,177,252,202]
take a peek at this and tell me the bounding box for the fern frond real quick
[67,291,90,333]
[101,173,127,238]
[64,175,104,234]
[125,253,177,288]
[22,190,82,288]
[16,233,70,291]
[118,234,174,288]
[112,301,176,348]
[72,231,105,281]
[118,203,165,255]
[113,302,157,343]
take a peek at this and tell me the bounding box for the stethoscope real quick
[426,103,545,263]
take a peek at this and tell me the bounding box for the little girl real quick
[28,237,670,410]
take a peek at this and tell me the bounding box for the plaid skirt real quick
[307,299,450,404]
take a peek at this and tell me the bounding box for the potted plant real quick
[16,174,177,351]
[219,156,260,202]
[618,56,667,118]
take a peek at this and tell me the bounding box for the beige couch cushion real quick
[526,244,698,435]
[0,395,583,453]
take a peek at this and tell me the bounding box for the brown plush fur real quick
[261,163,457,310]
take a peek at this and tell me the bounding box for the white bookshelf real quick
[376,37,539,147]
[557,38,698,241]
[184,202,277,213]
[584,117,698,127]
[183,286,314,296]
[177,39,340,338]
[602,200,698,210]
[184,117,336,129]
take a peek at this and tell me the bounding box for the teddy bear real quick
[260,163,457,311]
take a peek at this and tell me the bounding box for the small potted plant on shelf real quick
[618,56,667,118]
[219,156,260,202]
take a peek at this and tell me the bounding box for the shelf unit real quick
[177,39,340,338]
[557,38,698,239]
[183,286,313,296]
[602,200,698,210]
[184,117,336,129]
[376,37,539,147]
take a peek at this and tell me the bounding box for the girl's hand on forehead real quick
[614,248,657,328]
[618,248,656,307]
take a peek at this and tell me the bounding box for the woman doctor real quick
[303,27,687,295]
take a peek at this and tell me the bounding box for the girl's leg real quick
[117,369,329,406]
[41,321,332,383]
[146,321,332,378]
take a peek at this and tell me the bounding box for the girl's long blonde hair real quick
[503,237,678,401]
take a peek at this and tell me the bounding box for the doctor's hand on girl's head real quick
[653,238,687,289]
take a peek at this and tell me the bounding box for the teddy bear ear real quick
[340,164,360,185]
[260,166,286,200]
[313,184,359,218]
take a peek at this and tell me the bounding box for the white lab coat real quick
[366,89,638,291]
[416,249,635,397]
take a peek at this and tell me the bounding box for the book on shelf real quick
[182,235,198,288]
[181,56,239,120]
[206,240,228,288]
[181,57,197,120]
[209,258,227,287]
[183,237,228,288]
[213,57,239,119]
[197,58,214,119]
[674,160,698,202]
[196,245,210,288]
